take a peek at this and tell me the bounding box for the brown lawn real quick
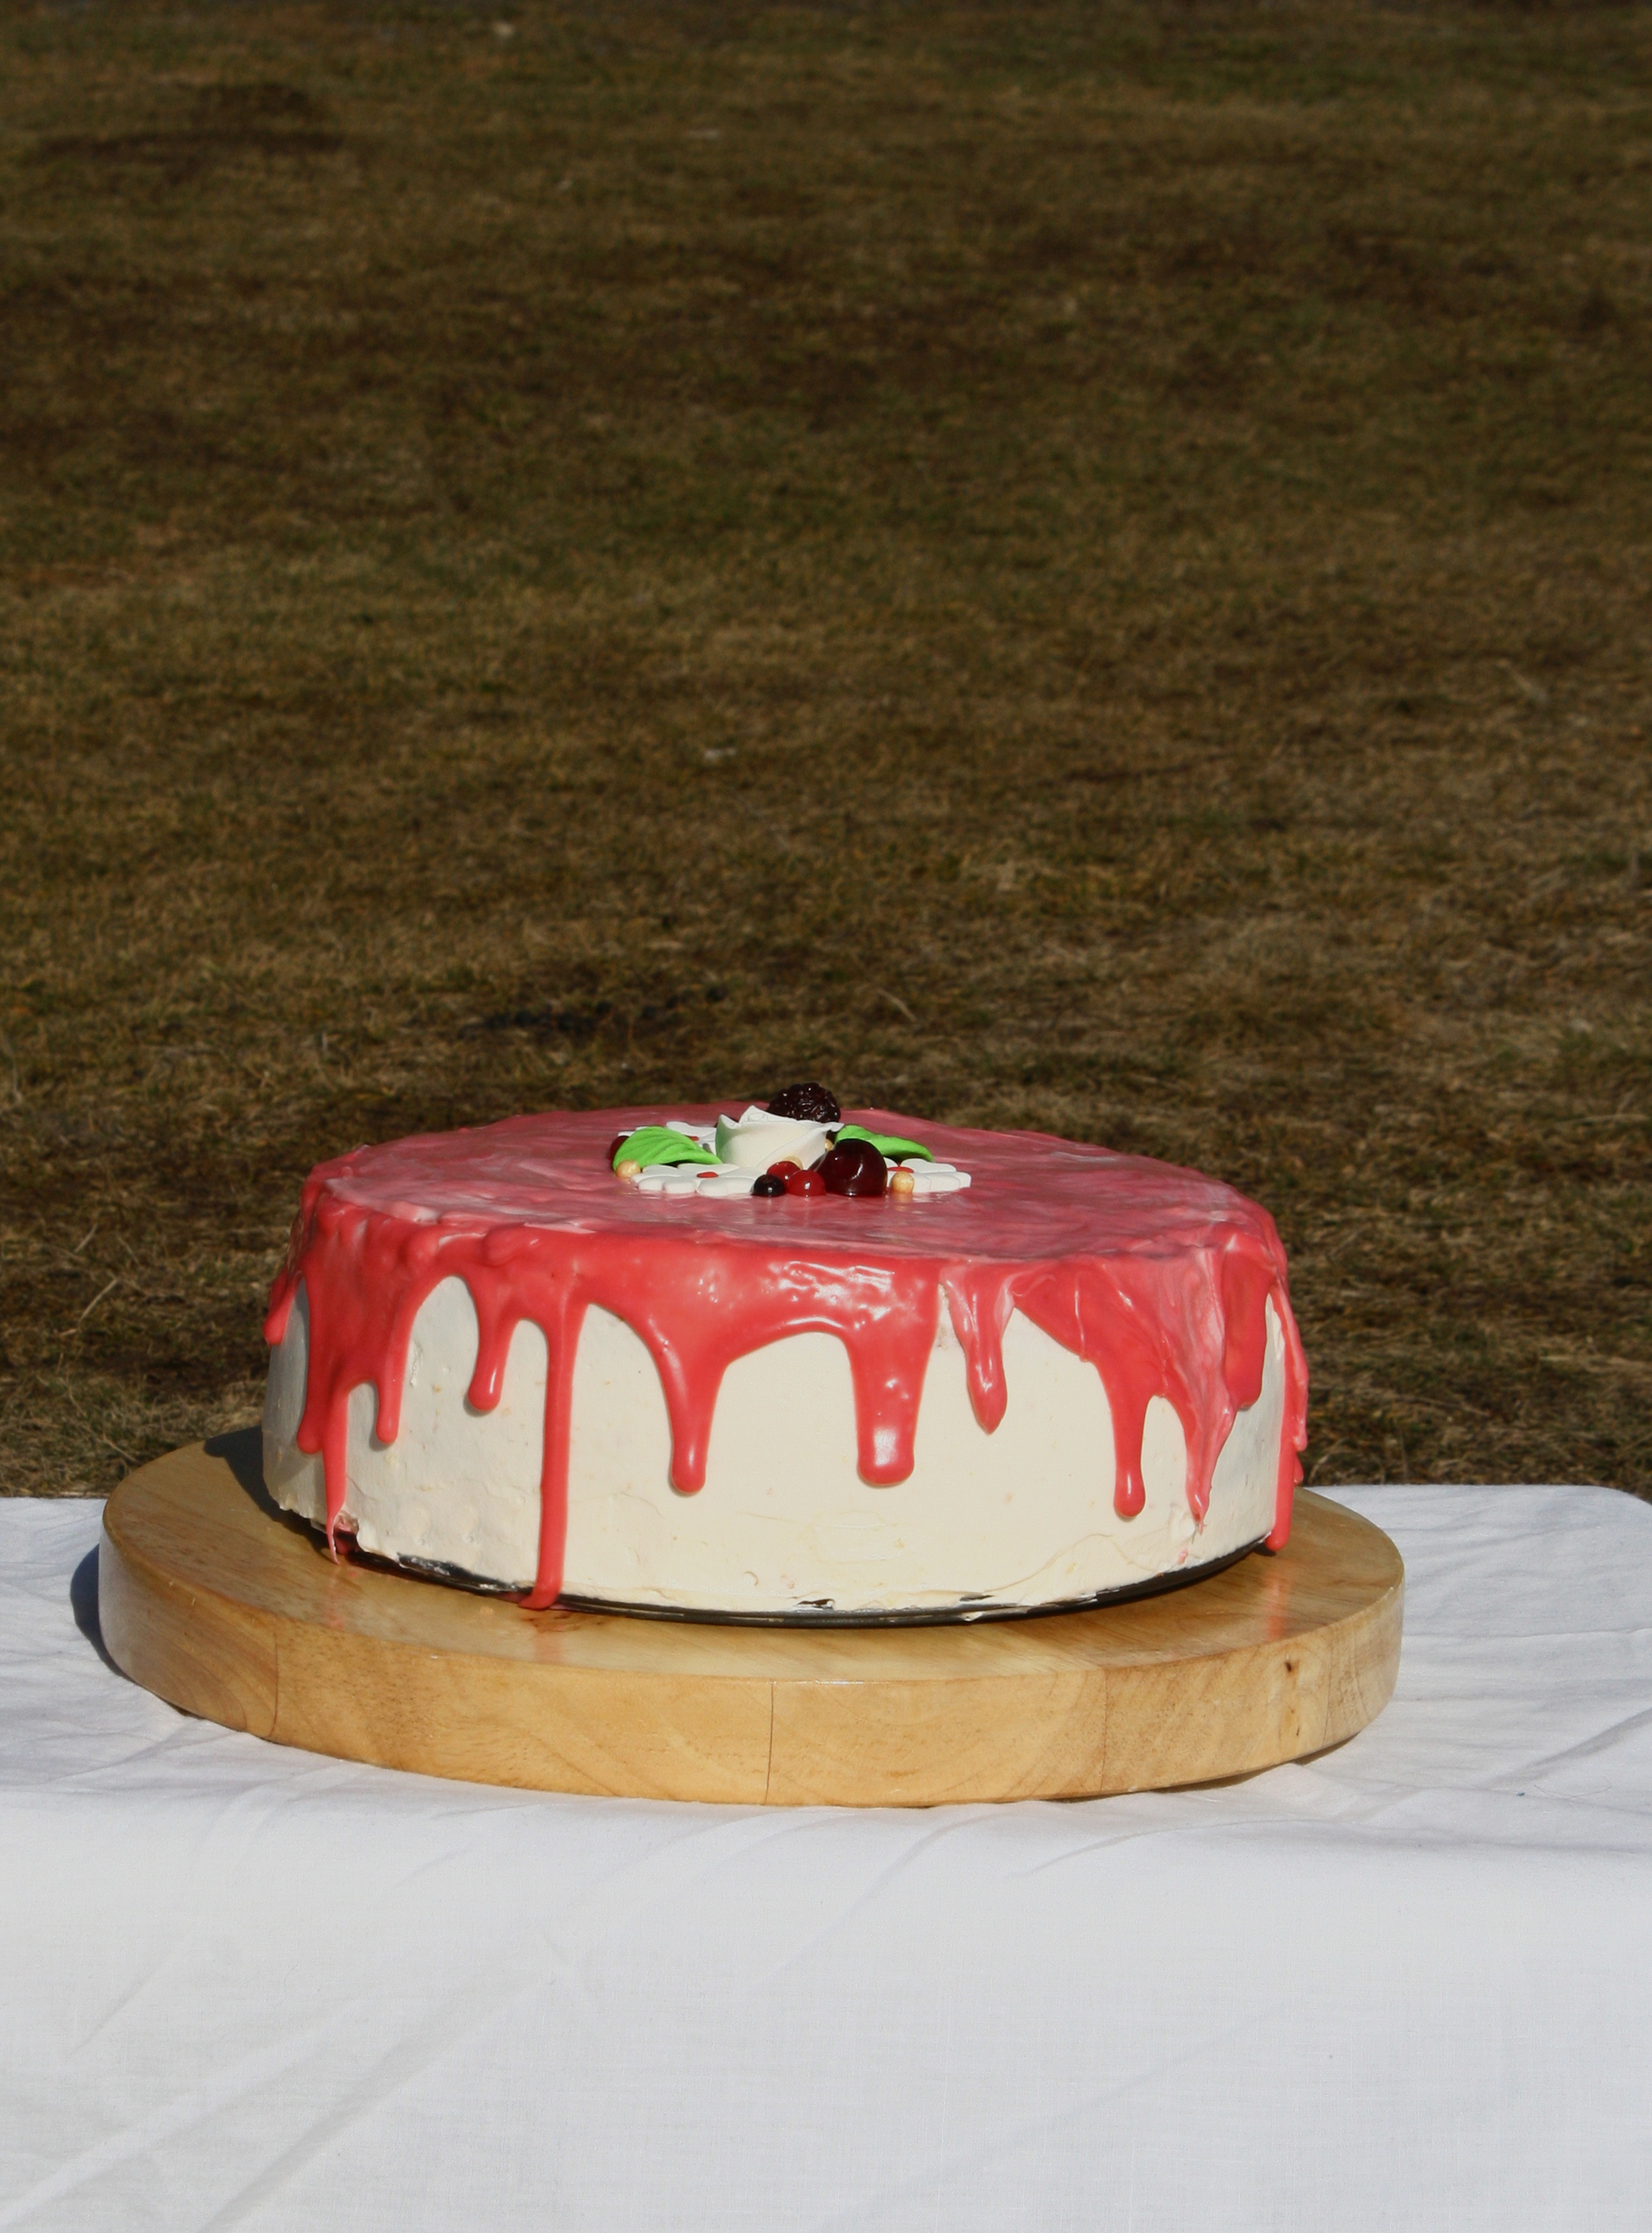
[1,0,1648,1497]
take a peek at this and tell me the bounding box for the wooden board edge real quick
[764,1574,1405,1806]
[270,1622,778,1805]
[1098,1567,1404,1796]
[94,1447,1409,1808]
[99,1507,280,1740]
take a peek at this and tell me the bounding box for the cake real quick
[261,1091,1308,1620]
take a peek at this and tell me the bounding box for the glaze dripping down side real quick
[263,1109,1308,1608]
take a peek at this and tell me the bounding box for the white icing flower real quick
[665,1120,718,1149]
[902,1164,970,1195]
[713,1106,833,1171]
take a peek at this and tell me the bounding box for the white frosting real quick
[263,1278,1286,1615]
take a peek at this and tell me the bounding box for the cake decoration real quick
[835,1124,934,1162]
[609,1093,966,1206]
[765,1082,842,1124]
[819,1138,887,1196]
[713,1105,837,1171]
[609,1124,720,1174]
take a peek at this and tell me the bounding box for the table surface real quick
[3,1483,1650,2232]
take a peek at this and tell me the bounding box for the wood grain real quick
[99,1436,1403,1806]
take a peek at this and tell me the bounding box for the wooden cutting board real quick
[99,1434,1403,1807]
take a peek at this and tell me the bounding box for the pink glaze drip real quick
[264,1107,1309,1606]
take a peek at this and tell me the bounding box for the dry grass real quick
[1,0,1649,1501]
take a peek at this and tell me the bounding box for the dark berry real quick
[766,1082,841,1124]
[607,1134,630,1165]
[752,1172,787,1197]
[785,1167,828,1197]
[820,1140,887,1198]
[766,1159,802,1179]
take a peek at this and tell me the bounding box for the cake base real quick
[98,1434,1403,1807]
[387,1536,1266,1624]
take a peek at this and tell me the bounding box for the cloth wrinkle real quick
[750,1812,991,1985]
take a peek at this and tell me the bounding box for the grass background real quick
[1,0,1648,1501]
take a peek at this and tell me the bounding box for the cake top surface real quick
[309,1103,1284,1270]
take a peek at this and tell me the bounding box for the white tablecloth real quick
[2,1484,1649,2232]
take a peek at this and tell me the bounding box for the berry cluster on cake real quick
[262,1086,1308,1622]
[607,1080,973,1202]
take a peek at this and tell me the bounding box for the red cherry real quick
[820,1140,887,1198]
[766,1159,802,1179]
[785,1167,827,1197]
[606,1134,630,1166]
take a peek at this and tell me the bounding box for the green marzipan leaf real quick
[834,1124,934,1162]
[614,1126,720,1171]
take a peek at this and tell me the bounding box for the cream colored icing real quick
[263,1277,1286,1614]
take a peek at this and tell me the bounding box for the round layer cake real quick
[261,1100,1308,1620]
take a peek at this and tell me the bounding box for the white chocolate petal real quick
[714,1112,834,1170]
